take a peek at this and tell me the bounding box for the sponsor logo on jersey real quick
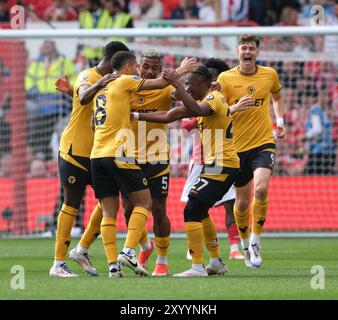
[132,76,141,80]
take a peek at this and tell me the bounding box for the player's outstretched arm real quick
[272,91,285,139]
[133,106,190,123]
[140,57,198,90]
[55,75,73,97]
[229,95,255,114]
[79,73,119,105]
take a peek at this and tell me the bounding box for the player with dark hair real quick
[217,34,285,268]
[182,58,244,261]
[132,66,254,276]
[49,41,130,278]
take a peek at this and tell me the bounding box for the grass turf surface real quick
[0,238,337,300]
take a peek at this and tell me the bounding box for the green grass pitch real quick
[1,238,337,300]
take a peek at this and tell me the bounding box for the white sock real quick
[122,247,136,256]
[192,264,205,272]
[250,233,261,246]
[241,238,250,250]
[53,260,65,268]
[210,257,222,266]
[156,255,168,265]
[76,244,88,255]
[230,243,239,252]
[139,239,151,252]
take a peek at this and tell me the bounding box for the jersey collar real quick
[95,66,104,77]
[237,64,259,76]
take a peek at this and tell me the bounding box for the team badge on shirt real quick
[247,86,256,94]
[138,97,145,104]
[68,176,76,184]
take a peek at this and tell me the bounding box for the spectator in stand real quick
[79,0,132,66]
[161,0,180,19]
[304,89,336,175]
[197,0,216,21]
[324,0,338,53]
[0,58,11,159]
[27,152,49,178]
[0,0,10,22]
[130,0,163,20]
[171,0,199,19]
[43,0,78,21]
[25,40,75,160]
[78,0,109,66]
[0,152,12,177]
[104,0,133,41]
[220,0,249,22]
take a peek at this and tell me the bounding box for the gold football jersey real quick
[59,67,102,157]
[217,65,281,152]
[90,75,145,159]
[196,90,240,168]
[130,85,175,163]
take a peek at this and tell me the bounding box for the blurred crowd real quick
[0,0,337,178]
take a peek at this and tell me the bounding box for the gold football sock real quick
[155,236,170,257]
[79,203,102,249]
[55,204,77,260]
[185,222,204,264]
[201,216,220,259]
[139,227,149,246]
[234,205,250,240]
[125,207,149,250]
[252,197,268,235]
[101,217,117,264]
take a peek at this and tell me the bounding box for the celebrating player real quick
[49,41,130,278]
[181,58,244,261]
[217,34,285,268]
[123,49,177,276]
[90,52,198,277]
[132,66,254,277]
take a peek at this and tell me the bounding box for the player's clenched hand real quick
[162,69,180,87]
[237,95,255,109]
[230,95,255,114]
[55,75,71,94]
[97,73,120,87]
[276,124,285,139]
[179,57,198,73]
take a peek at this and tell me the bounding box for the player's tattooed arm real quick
[229,95,255,114]
[132,106,190,123]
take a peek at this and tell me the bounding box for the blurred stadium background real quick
[0,0,337,237]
